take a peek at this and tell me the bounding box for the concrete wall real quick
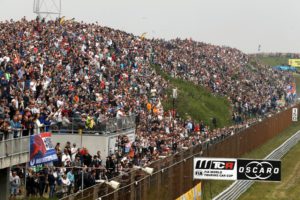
[0,136,29,169]
[52,133,108,158]
[51,128,135,161]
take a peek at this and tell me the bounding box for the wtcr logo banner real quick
[193,158,281,182]
[193,158,237,180]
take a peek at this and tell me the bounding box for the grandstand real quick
[0,17,298,200]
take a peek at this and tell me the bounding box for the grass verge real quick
[239,129,300,199]
[202,121,300,200]
[255,55,289,66]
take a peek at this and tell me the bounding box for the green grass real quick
[152,65,232,128]
[255,55,289,66]
[202,121,300,200]
[239,133,300,200]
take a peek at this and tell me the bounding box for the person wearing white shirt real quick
[43,76,51,90]
[61,149,71,166]
[57,99,64,108]
[61,175,71,193]
[30,80,37,92]
[39,63,44,75]
[116,108,125,119]
[34,114,44,134]
[71,143,78,161]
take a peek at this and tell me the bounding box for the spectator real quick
[67,169,74,194]
[48,170,56,199]
[26,170,35,198]
[10,116,22,138]
[212,117,217,128]
[62,148,71,166]
[1,17,297,199]
[10,171,20,199]
[61,175,71,194]
[37,171,46,197]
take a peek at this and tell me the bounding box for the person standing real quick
[10,171,20,199]
[10,115,22,138]
[67,169,74,194]
[61,175,71,194]
[26,170,36,197]
[38,171,46,197]
[48,170,56,199]
[212,117,217,128]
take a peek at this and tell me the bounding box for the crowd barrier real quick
[0,115,136,141]
[61,105,298,200]
[0,136,29,159]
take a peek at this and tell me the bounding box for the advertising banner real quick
[288,59,300,67]
[29,132,58,166]
[237,159,281,181]
[193,158,281,182]
[292,108,298,122]
[176,182,202,200]
[193,158,237,180]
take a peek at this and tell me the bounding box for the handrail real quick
[0,115,136,141]
[0,136,30,159]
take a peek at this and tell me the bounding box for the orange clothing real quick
[146,103,152,111]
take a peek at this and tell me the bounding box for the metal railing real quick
[0,136,30,159]
[50,115,136,134]
[0,115,136,141]
[213,129,300,200]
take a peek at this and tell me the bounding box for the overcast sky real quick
[0,0,299,53]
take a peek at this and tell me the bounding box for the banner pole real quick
[24,163,27,196]
[79,129,83,148]
[81,169,84,198]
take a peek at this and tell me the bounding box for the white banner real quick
[292,108,298,122]
[193,157,237,180]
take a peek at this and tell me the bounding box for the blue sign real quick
[29,132,58,166]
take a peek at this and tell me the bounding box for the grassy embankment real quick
[152,65,232,128]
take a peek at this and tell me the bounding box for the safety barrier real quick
[0,136,30,159]
[0,115,136,141]
[0,136,30,169]
[213,129,300,200]
[51,115,136,134]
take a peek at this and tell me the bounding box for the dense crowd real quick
[152,39,295,119]
[1,17,296,198]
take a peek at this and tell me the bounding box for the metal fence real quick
[0,115,136,141]
[0,136,30,159]
[60,105,299,200]
[49,115,136,135]
[213,128,300,200]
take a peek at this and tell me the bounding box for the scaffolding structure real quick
[33,0,61,19]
